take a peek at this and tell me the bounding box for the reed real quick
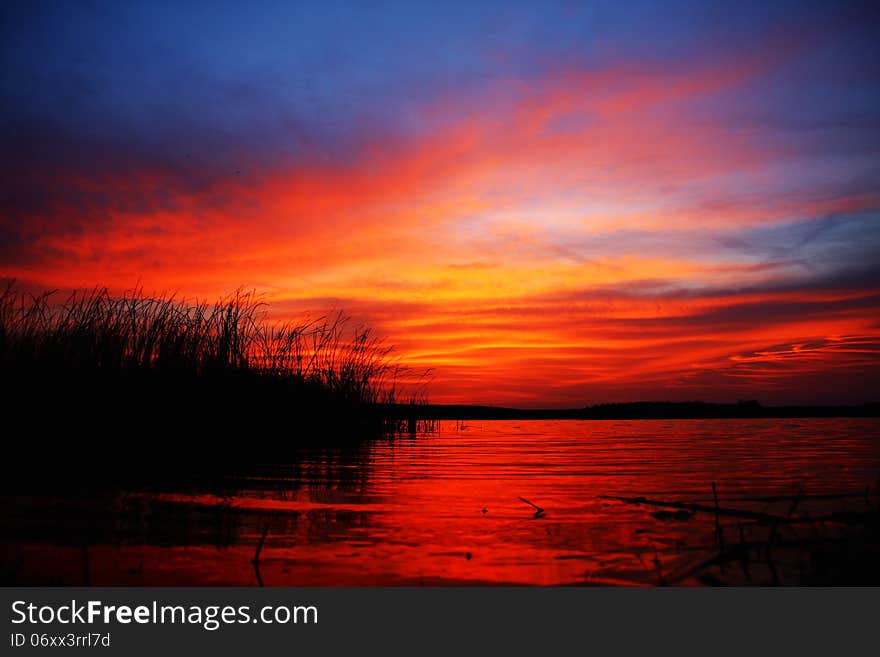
[0,281,401,406]
[0,282,424,483]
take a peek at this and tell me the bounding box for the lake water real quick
[3,418,880,585]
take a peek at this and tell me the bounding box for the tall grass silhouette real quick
[0,282,402,404]
[0,282,422,483]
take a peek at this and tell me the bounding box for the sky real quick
[2,0,879,406]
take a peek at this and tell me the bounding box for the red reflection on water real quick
[3,419,879,585]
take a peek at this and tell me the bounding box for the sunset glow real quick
[2,1,878,406]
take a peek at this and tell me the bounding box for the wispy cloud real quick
[2,1,879,405]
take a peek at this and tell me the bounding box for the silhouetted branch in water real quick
[253,525,269,565]
[712,481,723,551]
[764,488,803,585]
[653,549,667,586]
[737,523,752,582]
[601,493,877,528]
[608,484,880,585]
[600,495,788,524]
[711,482,728,574]
[252,525,269,587]
[769,489,803,545]
[665,526,880,585]
[728,492,863,503]
[518,496,545,518]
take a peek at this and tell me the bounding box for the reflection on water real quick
[3,418,880,585]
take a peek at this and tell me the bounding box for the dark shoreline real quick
[384,400,880,421]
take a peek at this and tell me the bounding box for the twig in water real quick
[518,496,545,518]
[737,523,751,582]
[653,548,667,586]
[253,525,269,565]
[765,547,780,585]
[599,495,787,523]
[712,482,724,552]
[768,488,803,546]
[764,488,802,585]
[712,482,726,575]
[252,525,269,587]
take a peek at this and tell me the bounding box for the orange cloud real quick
[3,44,879,406]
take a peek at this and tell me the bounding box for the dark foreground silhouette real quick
[0,284,414,487]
